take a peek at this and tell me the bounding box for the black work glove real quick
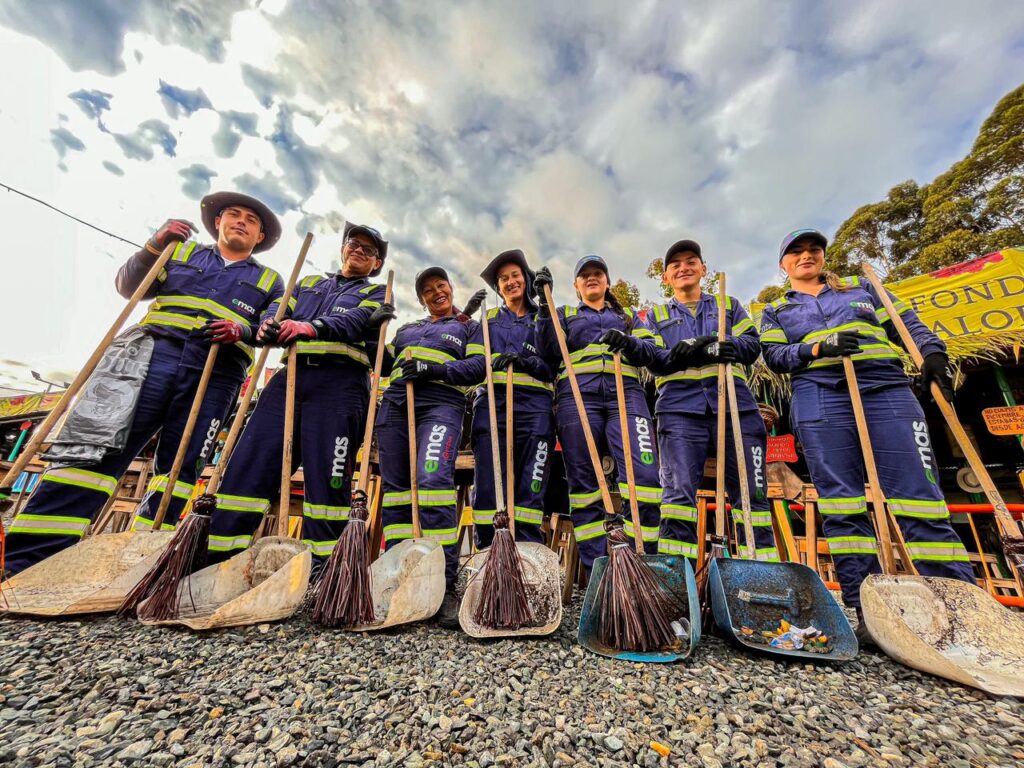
[461,289,487,318]
[401,358,446,382]
[920,352,955,403]
[669,336,716,369]
[491,352,521,372]
[815,331,862,358]
[533,267,553,305]
[599,329,636,354]
[366,302,396,331]
[704,339,738,363]
[257,318,281,346]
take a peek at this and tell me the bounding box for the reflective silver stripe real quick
[383,524,414,541]
[208,534,253,551]
[573,520,605,542]
[41,467,118,495]
[147,475,195,501]
[827,536,877,555]
[906,542,970,561]
[302,539,338,557]
[888,499,949,519]
[658,539,698,557]
[132,515,176,532]
[817,497,867,515]
[8,514,90,536]
[661,504,697,522]
[623,521,659,542]
[422,527,458,546]
[215,494,270,514]
[473,508,496,525]
[513,506,544,524]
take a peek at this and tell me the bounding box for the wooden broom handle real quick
[715,274,728,538]
[207,233,314,495]
[405,349,422,537]
[842,357,913,575]
[480,303,508,533]
[152,344,220,529]
[542,285,616,515]
[725,364,757,560]
[861,264,1023,543]
[505,364,515,537]
[356,270,395,494]
[1,242,179,490]
[277,346,298,536]
[613,353,644,554]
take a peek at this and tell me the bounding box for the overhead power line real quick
[1,181,143,248]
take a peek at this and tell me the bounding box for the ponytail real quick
[604,289,634,331]
[824,271,853,292]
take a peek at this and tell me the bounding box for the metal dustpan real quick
[350,539,446,631]
[709,558,857,661]
[459,542,563,638]
[1,531,174,617]
[861,575,1024,696]
[137,537,311,630]
[578,554,700,662]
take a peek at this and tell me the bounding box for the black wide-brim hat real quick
[479,249,537,311]
[200,191,282,254]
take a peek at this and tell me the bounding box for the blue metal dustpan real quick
[578,554,700,662]
[709,558,857,661]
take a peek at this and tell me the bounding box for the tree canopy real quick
[756,83,1024,297]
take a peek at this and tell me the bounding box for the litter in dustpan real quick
[137,537,310,630]
[577,554,700,662]
[709,558,857,661]
[1,531,174,617]
[861,574,1024,696]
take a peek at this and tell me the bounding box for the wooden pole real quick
[207,233,314,495]
[505,364,516,538]
[1,242,179,490]
[356,270,395,494]
[405,350,422,538]
[480,303,508,534]
[277,346,297,537]
[861,263,1024,592]
[613,352,645,554]
[842,357,910,575]
[151,345,220,530]
[715,274,728,539]
[725,366,757,560]
[542,285,616,515]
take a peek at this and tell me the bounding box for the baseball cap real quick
[778,229,827,262]
[664,239,702,266]
[573,254,609,278]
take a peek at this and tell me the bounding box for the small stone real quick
[604,735,624,752]
[116,740,153,761]
[276,746,298,767]
[209,707,224,719]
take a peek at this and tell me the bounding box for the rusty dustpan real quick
[458,543,563,638]
[861,574,1024,696]
[1,531,174,617]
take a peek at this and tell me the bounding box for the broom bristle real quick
[311,489,375,627]
[594,525,684,652]
[118,494,214,619]
[472,510,534,629]
[1002,535,1024,568]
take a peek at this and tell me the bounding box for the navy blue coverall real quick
[537,303,662,571]
[206,272,387,561]
[5,240,283,574]
[466,305,556,548]
[633,294,779,562]
[760,275,974,607]
[376,314,480,588]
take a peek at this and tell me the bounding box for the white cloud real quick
[2,0,1024,389]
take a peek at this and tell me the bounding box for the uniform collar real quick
[576,301,610,313]
[332,271,369,285]
[211,244,259,268]
[785,276,828,298]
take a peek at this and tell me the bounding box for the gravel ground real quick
[1,597,1022,768]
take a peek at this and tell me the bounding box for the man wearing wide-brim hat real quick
[4,192,287,574]
[206,221,396,564]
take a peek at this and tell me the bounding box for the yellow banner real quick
[0,392,62,418]
[886,248,1024,358]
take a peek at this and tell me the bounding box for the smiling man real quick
[205,222,394,564]
[4,191,285,574]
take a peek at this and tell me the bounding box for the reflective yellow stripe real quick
[573,520,605,542]
[295,341,370,366]
[418,490,457,506]
[806,345,900,368]
[141,310,201,331]
[473,508,496,526]
[559,361,639,381]
[383,491,412,507]
[214,494,270,514]
[422,527,458,546]
[406,346,455,364]
[617,483,662,504]
[513,506,544,524]
[171,241,198,263]
[754,547,781,562]
[733,509,774,526]
[656,364,746,389]
[208,534,253,551]
[817,496,867,514]
[569,490,602,509]
[132,514,176,532]
[9,514,90,537]
[302,503,351,521]
[257,267,279,292]
[658,539,698,557]
[732,317,754,335]
[801,322,887,344]
[623,521,659,542]
[41,467,118,495]
[888,499,949,520]
[492,371,554,392]
[906,541,969,561]
[661,504,697,522]
[827,536,877,555]
[151,295,249,326]
[760,329,788,343]
[147,475,195,501]
[384,523,414,541]
[302,539,338,557]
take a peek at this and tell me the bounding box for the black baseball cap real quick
[415,266,451,297]
[664,239,702,266]
[574,254,609,277]
[778,229,828,262]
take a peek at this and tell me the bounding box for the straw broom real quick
[543,283,680,652]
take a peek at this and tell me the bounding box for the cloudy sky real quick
[2,0,1023,391]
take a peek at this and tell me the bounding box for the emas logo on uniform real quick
[850,301,874,313]
[330,436,349,489]
[232,298,256,315]
[912,421,938,484]
[751,445,765,500]
[196,418,222,471]
[440,334,463,347]
[634,417,655,464]
[424,425,449,473]
[530,441,548,492]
